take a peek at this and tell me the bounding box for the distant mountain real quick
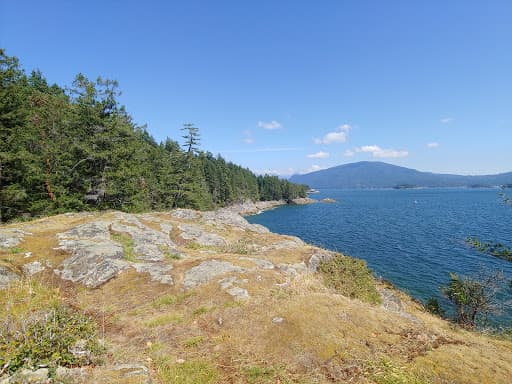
[289,161,512,189]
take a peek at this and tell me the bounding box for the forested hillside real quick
[0,50,307,222]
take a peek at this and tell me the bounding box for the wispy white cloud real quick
[303,164,324,173]
[314,123,352,145]
[354,145,409,158]
[426,142,439,148]
[254,168,296,177]
[307,151,330,159]
[243,130,254,144]
[254,164,326,177]
[258,120,282,130]
[440,117,454,124]
[222,147,302,153]
[344,149,355,157]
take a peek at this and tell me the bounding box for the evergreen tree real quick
[0,51,309,222]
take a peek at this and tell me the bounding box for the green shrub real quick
[0,304,104,375]
[319,254,381,304]
[425,297,445,316]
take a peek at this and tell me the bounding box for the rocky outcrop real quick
[2,208,506,384]
[1,364,152,384]
[277,262,308,276]
[0,266,19,289]
[178,223,227,246]
[55,216,179,287]
[56,238,128,288]
[131,263,173,285]
[183,260,244,289]
[22,261,45,276]
[1,368,49,383]
[0,228,31,248]
[223,200,286,215]
[171,208,200,220]
[291,197,317,205]
[61,221,111,240]
[110,218,178,262]
[307,251,336,272]
[238,256,274,270]
[260,237,304,252]
[219,276,250,300]
[380,288,420,322]
[202,209,269,234]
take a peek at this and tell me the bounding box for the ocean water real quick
[247,188,512,326]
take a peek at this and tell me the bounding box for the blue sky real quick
[1,0,511,176]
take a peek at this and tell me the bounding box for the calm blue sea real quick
[247,188,512,326]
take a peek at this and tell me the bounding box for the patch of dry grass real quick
[2,211,512,384]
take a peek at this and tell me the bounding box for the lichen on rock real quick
[183,260,244,289]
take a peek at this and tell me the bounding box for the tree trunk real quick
[45,157,56,201]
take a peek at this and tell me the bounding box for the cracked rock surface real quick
[183,260,244,289]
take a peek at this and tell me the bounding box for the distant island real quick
[290,161,512,189]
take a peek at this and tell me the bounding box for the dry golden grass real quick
[2,210,512,384]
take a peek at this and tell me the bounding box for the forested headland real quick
[0,50,308,222]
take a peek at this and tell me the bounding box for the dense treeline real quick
[0,50,308,222]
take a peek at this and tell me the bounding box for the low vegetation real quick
[154,358,218,384]
[319,253,382,304]
[0,281,103,376]
[2,212,512,383]
[441,271,506,328]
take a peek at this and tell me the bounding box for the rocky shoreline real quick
[1,205,512,383]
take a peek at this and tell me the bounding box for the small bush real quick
[0,304,104,375]
[425,297,445,316]
[319,254,381,304]
[441,271,504,328]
